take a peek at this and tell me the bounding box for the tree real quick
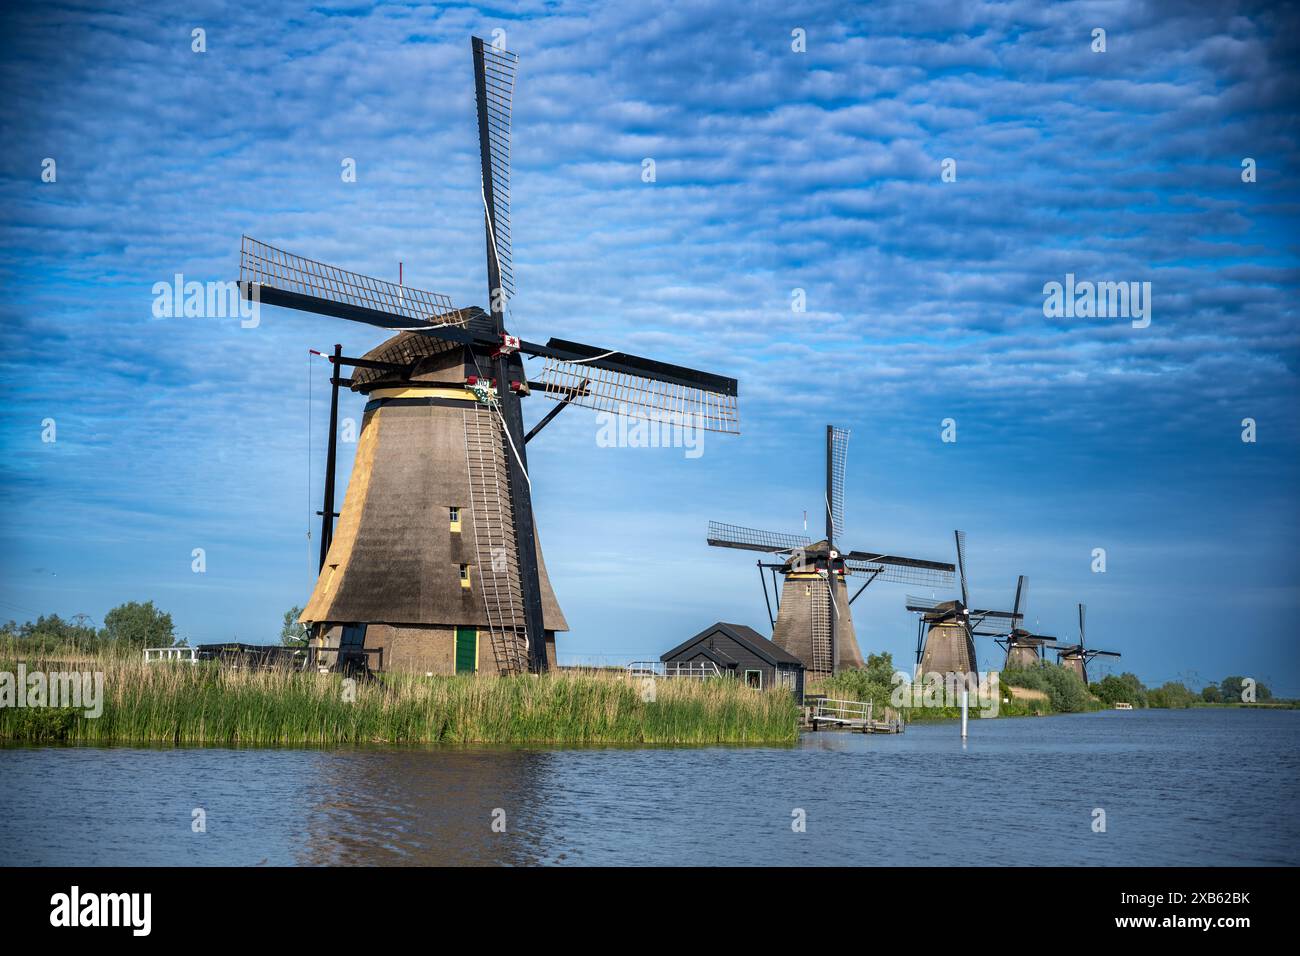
[1220,676,1246,703]
[281,606,308,646]
[863,651,896,686]
[1201,684,1223,703]
[8,614,99,653]
[1094,672,1147,707]
[100,601,174,649]
[1148,681,1195,709]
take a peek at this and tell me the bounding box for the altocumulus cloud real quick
[0,0,1296,686]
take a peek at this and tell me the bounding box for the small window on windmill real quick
[459,563,471,589]
[449,506,462,533]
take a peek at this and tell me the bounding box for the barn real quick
[661,622,805,702]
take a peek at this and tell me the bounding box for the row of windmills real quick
[235,36,1120,684]
[708,431,1121,683]
[907,549,1121,683]
[706,425,956,676]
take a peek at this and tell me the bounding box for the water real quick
[2,708,1296,866]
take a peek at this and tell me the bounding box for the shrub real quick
[1004,663,1091,713]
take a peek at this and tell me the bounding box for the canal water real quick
[2,708,1296,866]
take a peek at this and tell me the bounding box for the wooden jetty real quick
[804,696,904,734]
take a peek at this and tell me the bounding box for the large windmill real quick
[706,425,954,677]
[989,575,1057,669]
[1054,603,1120,685]
[239,38,739,676]
[906,531,1020,677]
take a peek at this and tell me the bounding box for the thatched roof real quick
[349,307,494,391]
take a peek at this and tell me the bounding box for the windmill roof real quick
[349,306,492,390]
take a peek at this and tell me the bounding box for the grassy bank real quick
[0,654,799,746]
[815,655,1105,721]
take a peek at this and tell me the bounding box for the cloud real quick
[0,0,1296,686]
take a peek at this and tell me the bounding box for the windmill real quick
[239,37,740,676]
[1054,603,1120,685]
[906,531,1020,677]
[989,575,1057,669]
[706,425,954,677]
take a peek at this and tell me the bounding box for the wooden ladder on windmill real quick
[463,407,530,675]
[811,575,833,675]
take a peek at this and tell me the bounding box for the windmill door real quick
[455,627,478,673]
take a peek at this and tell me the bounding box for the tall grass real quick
[0,652,798,746]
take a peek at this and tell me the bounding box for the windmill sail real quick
[845,552,954,588]
[828,426,849,541]
[954,529,969,606]
[240,237,469,330]
[536,343,741,434]
[472,38,518,304]
[706,522,811,554]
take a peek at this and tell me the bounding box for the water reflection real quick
[298,749,566,865]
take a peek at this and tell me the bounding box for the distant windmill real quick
[1054,603,1120,685]
[906,531,1019,676]
[707,425,954,677]
[239,38,740,675]
[989,575,1057,669]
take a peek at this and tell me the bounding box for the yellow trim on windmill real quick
[369,385,480,402]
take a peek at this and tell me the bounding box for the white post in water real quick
[961,689,969,740]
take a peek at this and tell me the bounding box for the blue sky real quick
[1,0,1297,693]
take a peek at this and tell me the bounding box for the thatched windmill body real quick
[240,39,739,675]
[907,531,1019,677]
[707,426,954,677]
[1054,604,1120,684]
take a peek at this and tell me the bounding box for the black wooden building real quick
[661,622,805,701]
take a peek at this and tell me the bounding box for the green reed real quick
[0,653,799,746]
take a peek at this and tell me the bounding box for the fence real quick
[625,661,727,680]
